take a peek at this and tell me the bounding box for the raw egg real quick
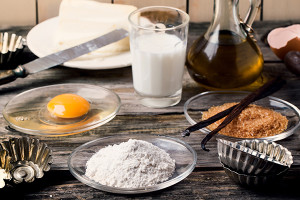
[267,24,300,60]
[47,94,90,119]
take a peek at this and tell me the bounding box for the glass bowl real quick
[184,91,300,141]
[3,84,121,136]
[68,134,197,194]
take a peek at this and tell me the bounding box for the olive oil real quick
[187,31,264,89]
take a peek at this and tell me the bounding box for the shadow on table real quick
[235,167,300,199]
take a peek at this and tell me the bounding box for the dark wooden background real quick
[0,20,300,199]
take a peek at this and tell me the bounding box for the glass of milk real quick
[128,6,189,108]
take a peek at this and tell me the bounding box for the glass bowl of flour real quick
[68,134,197,194]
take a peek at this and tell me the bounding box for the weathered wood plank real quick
[1,168,300,199]
[0,21,299,199]
[1,20,297,63]
[0,62,298,116]
[0,113,299,170]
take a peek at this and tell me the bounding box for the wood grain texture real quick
[264,0,300,21]
[37,0,61,23]
[1,168,300,199]
[114,0,186,11]
[0,21,300,199]
[189,0,261,23]
[37,0,112,23]
[0,0,36,26]
[189,0,213,22]
[2,0,300,26]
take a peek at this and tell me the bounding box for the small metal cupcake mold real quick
[237,139,293,167]
[0,137,53,184]
[0,149,12,188]
[0,32,25,69]
[217,139,293,175]
[221,163,287,187]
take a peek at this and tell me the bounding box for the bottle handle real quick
[242,0,261,32]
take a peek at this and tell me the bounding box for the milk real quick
[131,33,186,97]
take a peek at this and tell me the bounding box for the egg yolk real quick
[47,94,90,119]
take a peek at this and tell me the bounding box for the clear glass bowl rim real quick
[128,6,190,31]
[2,83,121,136]
[183,90,300,141]
[68,134,197,194]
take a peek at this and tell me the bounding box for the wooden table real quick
[1,21,300,199]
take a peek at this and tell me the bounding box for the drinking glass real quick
[128,6,189,108]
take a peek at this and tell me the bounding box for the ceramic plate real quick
[26,17,131,70]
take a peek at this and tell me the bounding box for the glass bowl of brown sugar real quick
[183,91,300,141]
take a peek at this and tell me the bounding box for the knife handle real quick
[0,66,27,85]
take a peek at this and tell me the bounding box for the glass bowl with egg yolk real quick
[3,84,121,136]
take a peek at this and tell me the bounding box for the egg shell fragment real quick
[267,24,300,60]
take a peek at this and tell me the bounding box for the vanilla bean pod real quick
[200,77,286,151]
[182,78,285,137]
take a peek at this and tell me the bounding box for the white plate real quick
[26,17,132,70]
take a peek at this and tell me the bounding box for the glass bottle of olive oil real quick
[187,0,263,90]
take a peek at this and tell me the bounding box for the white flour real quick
[85,139,176,188]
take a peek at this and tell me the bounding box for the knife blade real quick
[0,28,128,85]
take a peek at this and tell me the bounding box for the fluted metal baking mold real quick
[222,163,287,187]
[217,139,293,175]
[0,32,25,69]
[0,137,53,184]
[0,149,12,188]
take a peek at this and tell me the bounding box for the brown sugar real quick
[202,102,288,138]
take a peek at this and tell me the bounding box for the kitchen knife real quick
[0,29,128,85]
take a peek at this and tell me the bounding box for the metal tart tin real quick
[0,137,52,184]
[221,163,287,187]
[217,139,292,175]
[0,149,12,188]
